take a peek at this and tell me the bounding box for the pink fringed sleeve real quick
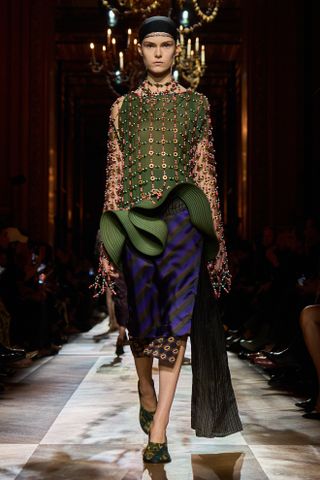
[92,98,124,297]
[191,97,231,298]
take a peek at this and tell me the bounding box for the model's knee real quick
[300,305,320,328]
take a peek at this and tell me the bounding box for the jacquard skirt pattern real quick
[122,199,203,364]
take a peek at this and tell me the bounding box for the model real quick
[93,16,242,463]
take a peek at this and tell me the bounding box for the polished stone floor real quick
[0,330,319,479]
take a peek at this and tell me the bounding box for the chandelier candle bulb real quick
[102,45,106,60]
[119,51,124,71]
[107,28,112,46]
[201,44,205,65]
[187,38,191,58]
[90,42,96,63]
[127,28,132,47]
[179,25,184,46]
[133,38,138,57]
[112,37,116,57]
[195,37,199,53]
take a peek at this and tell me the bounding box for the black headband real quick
[138,16,178,43]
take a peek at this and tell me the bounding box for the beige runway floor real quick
[0,330,319,479]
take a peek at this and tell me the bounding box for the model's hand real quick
[101,258,119,278]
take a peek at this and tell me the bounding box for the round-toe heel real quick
[143,441,171,464]
[138,381,156,434]
[139,404,155,435]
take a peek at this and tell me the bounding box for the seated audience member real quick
[222,238,255,332]
[55,248,94,334]
[229,226,304,352]
[0,297,11,348]
[0,230,27,367]
[296,300,320,420]
[224,217,320,421]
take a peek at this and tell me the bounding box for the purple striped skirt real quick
[122,199,203,364]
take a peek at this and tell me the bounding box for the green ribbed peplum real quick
[100,182,219,269]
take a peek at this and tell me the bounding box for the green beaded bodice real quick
[117,89,207,208]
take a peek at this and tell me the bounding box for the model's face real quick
[138,35,177,74]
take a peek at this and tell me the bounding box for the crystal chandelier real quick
[174,27,206,90]
[173,1,220,89]
[89,28,145,96]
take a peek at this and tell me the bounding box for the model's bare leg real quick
[300,305,320,411]
[117,326,127,342]
[106,288,118,332]
[134,356,157,412]
[150,341,186,443]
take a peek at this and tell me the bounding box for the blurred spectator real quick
[224,217,320,421]
[0,226,96,360]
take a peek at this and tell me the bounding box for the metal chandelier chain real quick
[178,0,221,34]
[191,0,220,23]
[101,0,160,15]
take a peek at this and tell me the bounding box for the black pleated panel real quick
[191,259,243,437]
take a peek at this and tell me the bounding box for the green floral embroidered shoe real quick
[143,440,172,464]
[138,381,156,434]
[139,403,156,435]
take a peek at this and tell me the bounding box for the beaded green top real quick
[117,89,207,207]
